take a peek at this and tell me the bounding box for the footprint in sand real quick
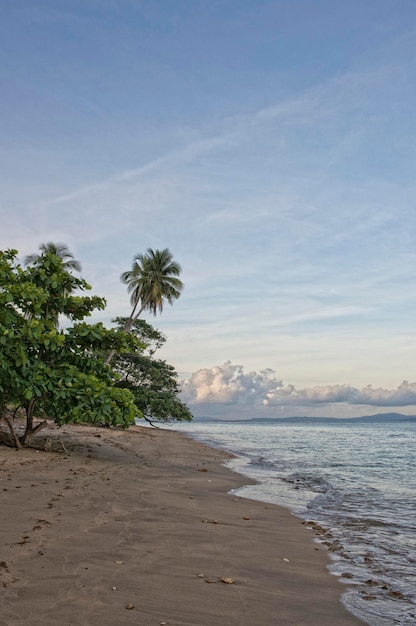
[0,561,18,588]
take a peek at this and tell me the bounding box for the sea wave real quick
[172,420,416,626]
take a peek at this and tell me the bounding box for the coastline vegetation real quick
[0,243,191,449]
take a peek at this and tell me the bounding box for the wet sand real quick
[0,423,364,625]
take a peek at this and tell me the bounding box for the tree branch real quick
[3,414,22,449]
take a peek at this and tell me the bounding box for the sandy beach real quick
[0,423,364,626]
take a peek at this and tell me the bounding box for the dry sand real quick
[0,423,364,626]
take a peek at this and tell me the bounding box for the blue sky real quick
[2,1,416,418]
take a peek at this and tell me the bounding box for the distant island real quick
[192,412,416,424]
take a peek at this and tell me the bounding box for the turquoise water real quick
[172,420,416,626]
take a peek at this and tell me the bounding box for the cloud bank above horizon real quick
[181,362,416,419]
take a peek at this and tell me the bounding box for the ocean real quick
[171,419,416,626]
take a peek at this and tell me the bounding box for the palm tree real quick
[122,248,183,326]
[24,242,81,272]
[24,242,82,327]
[105,248,183,365]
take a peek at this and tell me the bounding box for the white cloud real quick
[181,361,288,405]
[266,380,416,408]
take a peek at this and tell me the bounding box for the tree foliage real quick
[0,249,142,447]
[112,318,192,424]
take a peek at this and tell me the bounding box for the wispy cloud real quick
[28,134,234,212]
[20,59,402,216]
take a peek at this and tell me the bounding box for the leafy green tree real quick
[111,316,166,355]
[0,249,141,448]
[112,318,192,425]
[105,248,183,365]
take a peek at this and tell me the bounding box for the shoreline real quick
[0,423,364,625]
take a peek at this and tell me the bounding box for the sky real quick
[1,0,416,419]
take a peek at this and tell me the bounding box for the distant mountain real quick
[192,413,416,424]
[191,415,222,422]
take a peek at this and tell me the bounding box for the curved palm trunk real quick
[103,296,150,366]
